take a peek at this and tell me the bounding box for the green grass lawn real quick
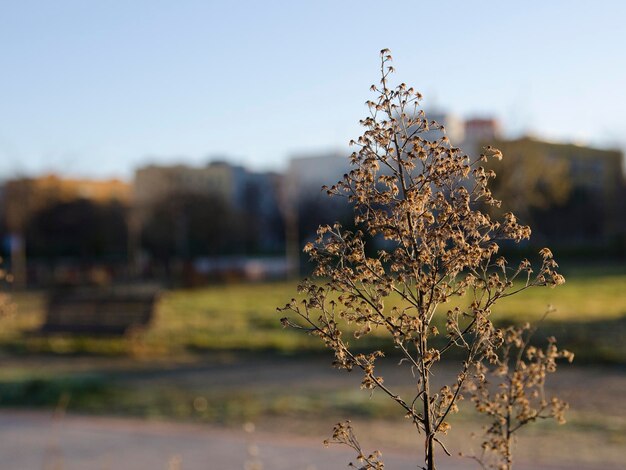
[1,266,625,362]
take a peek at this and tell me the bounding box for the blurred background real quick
[0,1,624,469]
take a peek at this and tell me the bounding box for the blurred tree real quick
[241,177,285,255]
[485,138,572,221]
[534,187,606,246]
[140,191,243,262]
[295,196,353,273]
[297,197,352,245]
[25,199,128,260]
[484,137,625,250]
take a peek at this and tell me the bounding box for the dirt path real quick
[0,410,617,470]
[0,410,430,470]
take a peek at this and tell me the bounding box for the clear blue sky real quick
[1,0,625,179]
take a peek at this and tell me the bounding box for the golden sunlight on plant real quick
[278,49,572,470]
[466,320,574,470]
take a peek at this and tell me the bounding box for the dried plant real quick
[324,421,384,469]
[278,49,567,470]
[466,320,574,470]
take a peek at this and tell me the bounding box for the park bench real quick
[42,284,160,335]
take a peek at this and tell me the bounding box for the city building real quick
[422,111,466,146]
[462,118,503,156]
[133,161,247,215]
[285,151,352,204]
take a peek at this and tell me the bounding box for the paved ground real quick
[0,355,624,469]
[0,410,619,470]
[0,410,424,470]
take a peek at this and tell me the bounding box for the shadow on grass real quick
[1,313,623,365]
[534,315,626,364]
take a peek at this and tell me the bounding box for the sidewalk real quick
[0,410,617,470]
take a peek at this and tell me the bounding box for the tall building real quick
[133,161,246,215]
[421,111,466,146]
[285,151,351,204]
[463,118,503,156]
